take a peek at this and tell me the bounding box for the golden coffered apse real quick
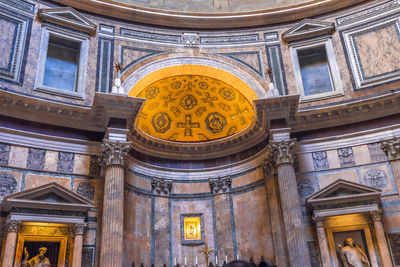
[135,75,254,142]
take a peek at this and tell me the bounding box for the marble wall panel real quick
[387,233,400,265]
[297,174,319,203]
[0,17,16,70]
[307,240,321,267]
[352,145,371,165]
[24,173,71,189]
[368,142,388,163]
[311,151,329,171]
[57,152,75,173]
[389,159,400,195]
[0,143,10,165]
[337,147,356,168]
[82,247,95,267]
[298,153,314,173]
[73,154,91,176]
[8,145,28,169]
[44,150,58,172]
[233,187,273,260]
[171,182,210,194]
[126,172,152,191]
[326,150,341,169]
[171,199,215,266]
[353,23,400,79]
[232,167,263,188]
[123,190,152,266]
[26,148,45,170]
[0,170,23,199]
[214,193,234,261]
[317,169,358,188]
[154,197,170,266]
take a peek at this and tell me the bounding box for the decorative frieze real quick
[6,220,21,233]
[337,147,355,167]
[336,0,400,27]
[209,176,232,194]
[200,34,259,44]
[312,151,329,170]
[151,177,173,196]
[0,172,17,196]
[120,28,181,43]
[269,140,296,166]
[381,138,400,160]
[101,140,131,167]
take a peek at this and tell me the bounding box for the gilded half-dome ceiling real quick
[135,75,254,142]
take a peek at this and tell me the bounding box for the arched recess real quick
[122,55,268,99]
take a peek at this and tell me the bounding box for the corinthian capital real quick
[6,220,21,233]
[269,139,296,166]
[381,138,400,160]
[72,223,87,236]
[370,210,382,222]
[101,140,131,167]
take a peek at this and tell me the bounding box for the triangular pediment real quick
[38,7,97,35]
[306,179,381,207]
[2,182,94,212]
[282,19,335,42]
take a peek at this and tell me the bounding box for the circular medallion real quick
[180,95,197,110]
[76,182,95,201]
[145,86,159,99]
[171,81,182,90]
[219,88,236,101]
[205,112,226,134]
[152,112,172,133]
[364,169,387,189]
[198,82,209,90]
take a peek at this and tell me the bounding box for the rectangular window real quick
[290,38,343,101]
[297,45,334,96]
[43,35,80,91]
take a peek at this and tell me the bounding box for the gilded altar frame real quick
[180,213,205,245]
[14,225,68,267]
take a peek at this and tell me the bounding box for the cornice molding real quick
[49,0,365,29]
[282,19,335,42]
[0,90,145,133]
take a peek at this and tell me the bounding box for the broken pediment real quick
[2,182,94,212]
[38,7,97,35]
[282,19,335,42]
[307,179,381,208]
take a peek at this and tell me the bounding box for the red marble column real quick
[313,217,331,267]
[370,211,393,267]
[99,140,130,267]
[72,223,87,267]
[1,220,20,267]
[270,140,311,267]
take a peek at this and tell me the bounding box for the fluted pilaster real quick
[100,140,130,267]
[269,140,311,266]
[72,223,87,267]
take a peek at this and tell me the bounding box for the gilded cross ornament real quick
[178,115,200,136]
[269,140,297,165]
[100,140,131,167]
[200,244,214,267]
[381,138,400,160]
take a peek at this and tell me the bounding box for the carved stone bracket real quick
[381,138,400,160]
[151,178,173,196]
[209,176,232,194]
[100,140,131,167]
[6,220,21,233]
[72,223,87,236]
[269,140,297,166]
[312,216,325,227]
[370,210,382,222]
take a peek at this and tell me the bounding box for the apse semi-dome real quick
[135,75,254,142]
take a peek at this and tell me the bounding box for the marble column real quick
[313,217,331,267]
[269,140,311,266]
[72,223,87,267]
[370,211,393,267]
[1,220,21,267]
[99,139,131,267]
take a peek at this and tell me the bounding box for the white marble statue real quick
[21,247,51,267]
[338,238,370,267]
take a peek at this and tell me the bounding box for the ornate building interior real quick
[0,0,400,266]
